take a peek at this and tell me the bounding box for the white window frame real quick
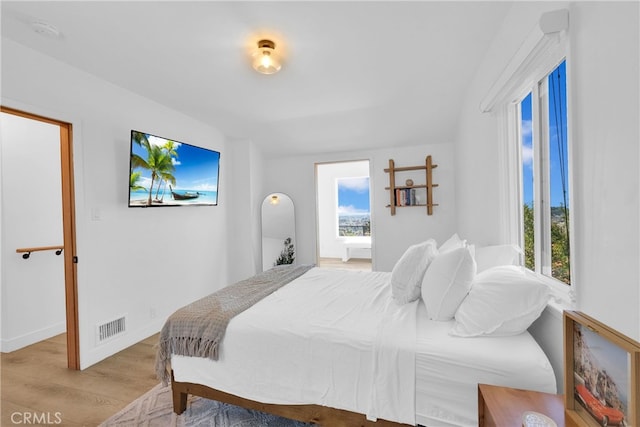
[487,17,575,307]
[516,68,567,273]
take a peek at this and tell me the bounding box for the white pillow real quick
[450,265,551,337]
[438,233,466,253]
[391,239,438,304]
[421,246,476,320]
[475,244,522,272]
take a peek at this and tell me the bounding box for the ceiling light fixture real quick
[270,195,280,205]
[252,39,281,75]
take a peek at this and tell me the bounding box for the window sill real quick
[337,236,371,242]
[523,269,575,319]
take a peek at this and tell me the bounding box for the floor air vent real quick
[97,315,126,343]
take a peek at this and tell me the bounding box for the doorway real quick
[315,160,372,271]
[0,106,79,369]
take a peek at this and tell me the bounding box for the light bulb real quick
[261,52,272,69]
[252,40,282,75]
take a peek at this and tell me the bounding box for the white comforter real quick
[172,267,419,424]
[172,267,556,426]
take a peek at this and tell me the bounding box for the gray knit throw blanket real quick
[156,264,315,385]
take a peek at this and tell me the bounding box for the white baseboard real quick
[1,322,66,353]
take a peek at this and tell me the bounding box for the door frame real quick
[314,159,374,269]
[1,106,80,370]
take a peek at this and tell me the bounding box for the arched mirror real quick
[261,193,296,271]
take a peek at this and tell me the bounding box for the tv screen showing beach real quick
[129,130,220,207]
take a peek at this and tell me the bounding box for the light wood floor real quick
[317,257,372,271]
[1,332,160,426]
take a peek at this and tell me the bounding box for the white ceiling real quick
[1,1,512,157]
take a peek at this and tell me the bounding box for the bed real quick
[157,246,557,427]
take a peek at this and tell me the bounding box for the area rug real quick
[99,383,312,427]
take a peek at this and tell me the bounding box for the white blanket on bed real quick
[172,267,418,425]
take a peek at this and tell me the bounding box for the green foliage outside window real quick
[551,207,571,284]
[523,203,571,284]
[523,203,535,271]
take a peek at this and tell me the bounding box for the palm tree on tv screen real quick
[130,131,150,171]
[130,131,177,206]
[144,144,175,205]
[130,132,150,196]
[155,170,176,202]
[153,140,179,202]
[129,171,146,193]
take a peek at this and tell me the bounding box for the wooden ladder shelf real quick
[384,155,438,215]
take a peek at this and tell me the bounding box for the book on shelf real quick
[394,188,418,206]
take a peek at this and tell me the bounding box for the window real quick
[517,60,571,285]
[337,176,370,237]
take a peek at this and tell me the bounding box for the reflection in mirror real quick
[261,193,296,271]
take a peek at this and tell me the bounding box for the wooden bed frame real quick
[171,371,412,427]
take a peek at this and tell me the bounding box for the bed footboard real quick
[169,371,411,427]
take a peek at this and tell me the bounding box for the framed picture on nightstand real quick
[563,310,640,427]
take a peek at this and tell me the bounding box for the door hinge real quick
[73,256,78,263]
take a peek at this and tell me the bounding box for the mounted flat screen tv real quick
[128,130,220,207]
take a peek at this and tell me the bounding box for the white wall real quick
[1,113,66,351]
[227,139,264,283]
[455,1,640,390]
[1,38,229,369]
[568,0,639,344]
[261,144,456,272]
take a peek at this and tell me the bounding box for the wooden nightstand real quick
[478,383,565,426]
